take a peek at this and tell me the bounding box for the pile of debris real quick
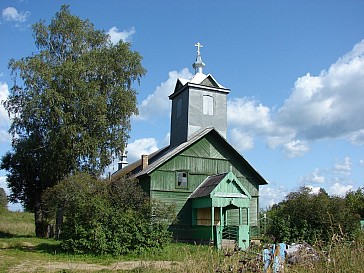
[286,242,320,265]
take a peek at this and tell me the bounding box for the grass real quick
[1,210,363,272]
[0,210,34,237]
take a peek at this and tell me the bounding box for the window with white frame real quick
[203,95,214,115]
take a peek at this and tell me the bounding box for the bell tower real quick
[169,43,230,147]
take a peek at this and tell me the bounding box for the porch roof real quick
[189,173,227,198]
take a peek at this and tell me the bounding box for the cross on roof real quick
[195,42,203,56]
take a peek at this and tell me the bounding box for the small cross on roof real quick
[195,42,203,56]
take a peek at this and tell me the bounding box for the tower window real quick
[203,95,213,115]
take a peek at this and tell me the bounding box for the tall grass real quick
[291,233,364,273]
[0,210,34,237]
[1,211,363,272]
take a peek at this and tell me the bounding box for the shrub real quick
[43,173,174,255]
[0,188,7,212]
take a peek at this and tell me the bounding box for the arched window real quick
[203,95,213,115]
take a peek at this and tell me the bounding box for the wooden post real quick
[211,207,214,226]
[239,207,242,225]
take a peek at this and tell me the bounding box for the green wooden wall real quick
[141,133,262,237]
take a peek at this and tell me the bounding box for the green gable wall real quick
[142,134,262,230]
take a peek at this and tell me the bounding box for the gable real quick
[200,75,219,88]
[212,172,251,199]
[190,172,251,199]
[119,128,267,197]
[180,136,225,159]
[173,79,185,93]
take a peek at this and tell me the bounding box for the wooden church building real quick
[112,44,268,249]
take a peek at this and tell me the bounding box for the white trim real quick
[213,192,248,198]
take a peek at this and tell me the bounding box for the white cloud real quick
[126,137,159,163]
[135,68,193,121]
[259,183,288,209]
[161,132,170,147]
[228,97,272,132]
[0,82,11,143]
[282,140,309,158]
[229,128,254,151]
[327,182,353,196]
[0,176,9,195]
[2,7,30,23]
[334,156,351,175]
[229,39,364,157]
[306,185,322,195]
[360,159,364,167]
[277,39,364,142]
[300,168,326,184]
[107,26,135,44]
[227,97,295,156]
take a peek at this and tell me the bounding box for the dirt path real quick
[9,260,181,272]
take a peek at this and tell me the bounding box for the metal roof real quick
[111,127,268,185]
[189,173,227,199]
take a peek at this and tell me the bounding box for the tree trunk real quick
[55,206,64,239]
[34,201,50,237]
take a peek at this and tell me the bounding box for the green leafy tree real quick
[43,173,175,255]
[0,188,8,211]
[1,5,145,237]
[346,187,364,219]
[266,187,360,244]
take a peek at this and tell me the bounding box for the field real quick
[1,211,363,272]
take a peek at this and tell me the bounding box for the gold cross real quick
[195,42,203,55]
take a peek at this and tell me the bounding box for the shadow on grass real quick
[1,232,64,254]
[6,241,64,254]
[36,242,63,254]
[0,231,35,238]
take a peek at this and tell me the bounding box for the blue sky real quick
[1,1,364,211]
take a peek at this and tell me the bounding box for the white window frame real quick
[203,95,214,115]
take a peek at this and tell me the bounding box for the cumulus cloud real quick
[277,39,364,143]
[300,168,326,184]
[107,26,135,44]
[228,39,364,157]
[259,183,288,209]
[126,137,159,163]
[0,82,11,143]
[334,156,351,175]
[2,7,30,23]
[135,68,193,121]
[282,140,309,158]
[161,132,170,147]
[227,97,293,154]
[327,182,353,196]
[228,98,272,132]
[229,128,254,151]
[306,185,322,194]
[0,176,9,195]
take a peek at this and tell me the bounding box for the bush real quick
[266,187,361,244]
[0,188,8,212]
[43,173,174,255]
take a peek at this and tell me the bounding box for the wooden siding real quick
[250,197,258,226]
[151,156,259,196]
[146,134,261,229]
[150,190,192,226]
